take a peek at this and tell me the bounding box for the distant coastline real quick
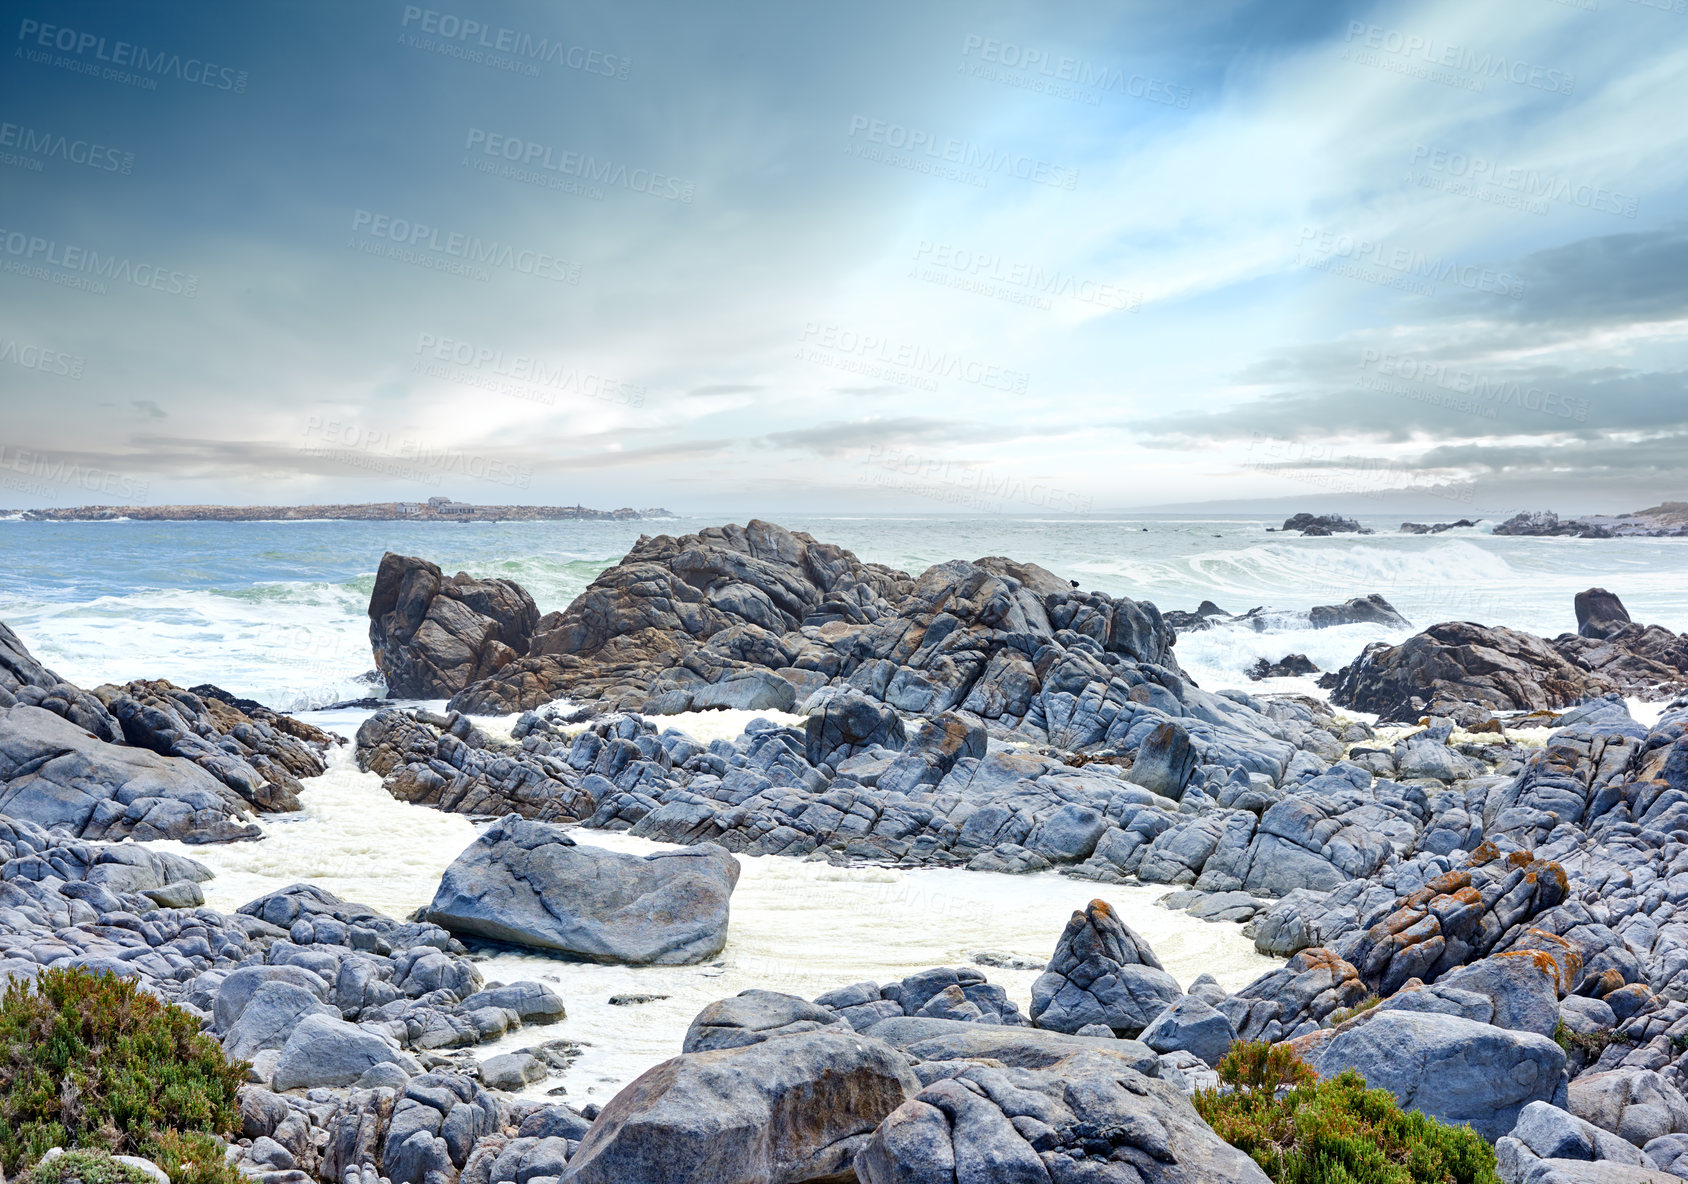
[9,497,677,523]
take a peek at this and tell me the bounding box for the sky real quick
[1,0,1685,518]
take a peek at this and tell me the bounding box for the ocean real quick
[4,511,1685,1100]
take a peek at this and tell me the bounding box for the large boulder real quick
[424,815,740,965]
[0,703,260,842]
[1307,1011,1567,1140]
[368,551,540,698]
[1496,1100,1652,1183]
[1029,899,1182,1037]
[1326,621,1615,722]
[1568,1069,1688,1149]
[854,1051,1271,1184]
[1576,588,1634,640]
[559,1029,920,1184]
[271,1014,420,1091]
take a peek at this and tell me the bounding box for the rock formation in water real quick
[0,623,337,842]
[1324,588,1688,722]
[1493,504,1688,539]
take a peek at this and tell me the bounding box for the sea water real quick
[7,513,1687,1096]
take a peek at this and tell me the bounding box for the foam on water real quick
[158,712,1278,1102]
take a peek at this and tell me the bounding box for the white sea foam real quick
[157,720,1279,1102]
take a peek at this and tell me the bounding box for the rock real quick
[1307,1011,1567,1140]
[355,708,596,823]
[1219,948,1370,1042]
[682,990,850,1053]
[1138,995,1237,1067]
[559,1030,920,1184]
[1129,721,1196,799]
[1436,952,1563,1038]
[853,1051,1271,1184]
[424,815,739,965]
[1,621,123,742]
[271,1014,421,1091]
[1326,621,1616,722]
[481,1052,547,1091]
[222,980,338,1060]
[804,691,905,768]
[0,703,260,843]
[368,551,539,698]
[863,1016,1160,1074]
[1497,1100,1649,1179]
[1247,654,1320,680]
[1401,519,1479,534]
[110,1156,170,1184]
[1569,1069,1688,1148]
[1029,899,1182,1037]
[1282,513,1372,535]
[1577,589,1634,640]
[1307,594,1410,629]
[215,965,332,1031]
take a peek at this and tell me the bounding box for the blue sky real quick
[1,0,1685,516]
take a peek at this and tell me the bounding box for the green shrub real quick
[0,967,246,1181]
[1194,1040,1500,1184]
[24,1150,157,1184]
[1553,1021,1635,1060]
[1327,995,1382,1026]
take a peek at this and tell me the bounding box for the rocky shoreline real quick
[5,518,1688,1182]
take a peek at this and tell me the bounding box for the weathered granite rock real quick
[355,708,595,822]
[1307,1011,1567,1140]
[1577,589,1634,640]
[369,551,540,698]
[93,678,336,812]
[425,815,740,964]
[559,1030,920,1184]
[1029,899,1182,1036]
[1496,1100,1650,1181]
[1138,995,1237,1066]
[1218,948,1370,1042]
[0,703,260,842]
[271,1014,421,1091]
[863,1015,1159,1073]
[1569,1069,1688,1148]
[0,620,123,741]
[1326,621,1616,722]
[683,990,851,1053]
[854,1051,1271,1184]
